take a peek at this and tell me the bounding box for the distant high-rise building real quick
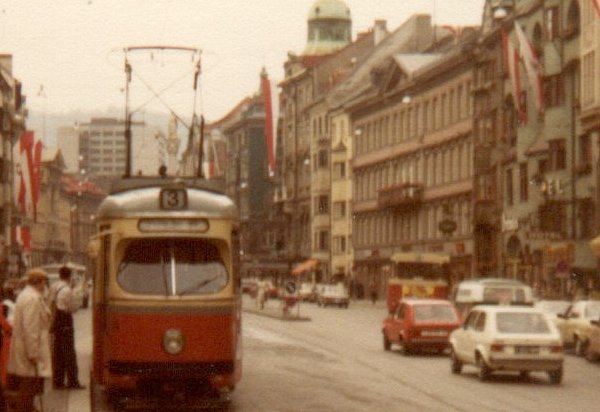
[57,117,163,179]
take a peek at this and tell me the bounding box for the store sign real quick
[438,219,457,235]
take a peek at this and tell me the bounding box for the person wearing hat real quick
[49,265,85,390]
[5,268,52,412]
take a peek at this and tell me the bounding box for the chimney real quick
[374,20,388,45]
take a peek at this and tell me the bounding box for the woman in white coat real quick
[6,268,51,412]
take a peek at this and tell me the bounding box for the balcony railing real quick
[377,183,423,211]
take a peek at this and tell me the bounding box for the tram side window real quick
[117,238,228,296]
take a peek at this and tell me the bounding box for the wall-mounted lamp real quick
[401,95,412,104]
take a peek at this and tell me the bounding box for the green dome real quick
[308,0,351,21]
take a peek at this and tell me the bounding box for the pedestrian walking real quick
[49,265,85,390]
[6,268,52,412]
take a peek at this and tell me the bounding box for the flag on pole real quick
[502,30,526,123]
[261,71,279,177]
[514,22,544,115]
[14,130,42,222]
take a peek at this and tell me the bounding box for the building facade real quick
[221,87,286,280]
[474,0,593,298]
[349,29,477,297]
[0,54,26,278]
[323,13,439,294]
[276,0,354,274]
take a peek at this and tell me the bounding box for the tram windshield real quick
[117,238,228,296]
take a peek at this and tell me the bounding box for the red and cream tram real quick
[89,178,241,410]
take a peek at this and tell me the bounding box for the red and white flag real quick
[261,72,279,177]
[514,22,544,115]
[13,225,31,252]
[14,130,42,222]
[502,30,526,123]
[593,0,600,19]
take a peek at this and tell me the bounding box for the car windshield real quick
[495,312,551,334]
[483,287,525,303]
[117,238,228,296]
[585,303,600,319]
[413,304,458,323]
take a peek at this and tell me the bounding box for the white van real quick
[452,278,533,318]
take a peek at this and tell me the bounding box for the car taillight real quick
[490,343,505,352]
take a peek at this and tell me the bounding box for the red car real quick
[382,298,461,355]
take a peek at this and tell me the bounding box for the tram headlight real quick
[163,329,185,355]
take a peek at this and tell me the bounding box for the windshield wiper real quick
[178,275,221,296]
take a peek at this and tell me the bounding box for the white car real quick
[449,305,564,384]
[554,300,600,356]
[534,300,571,320]
[317,283,349,308]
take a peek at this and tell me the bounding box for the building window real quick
[539,201,565,234]
[519,163,528,202]
[333,236,346,254]
[545,7,560,41]
[316,195,329,214]
[333,161,346,179]
[579,134,592,171]
[318,149,328,169]
[506,168,514,206]
[538,158,548,176]
[318,230,329,251]
[578,198,595,239]
[565,1,580,36]
[548,139,566,170]
[505,100,517,146]
[544,74,565,108]
[333,201,346,219]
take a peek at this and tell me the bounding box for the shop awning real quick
[390,252,450,265]
[291,258,319,275]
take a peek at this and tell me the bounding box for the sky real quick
[1,0,485,135]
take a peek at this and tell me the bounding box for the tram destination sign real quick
[160,188,188,210]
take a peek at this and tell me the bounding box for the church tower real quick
[303,0,352,56]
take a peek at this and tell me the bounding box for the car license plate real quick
[515,346,539,354]
[422,330,447,337]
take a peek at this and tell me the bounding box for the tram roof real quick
[97,177,238,219]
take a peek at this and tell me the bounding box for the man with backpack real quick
[48,265,85,390]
